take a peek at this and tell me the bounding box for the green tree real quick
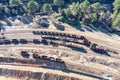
[90,2,102,13]
[112,12,120,28]
[43,3,52,14]
[112,19,120,27]
[64,8,71,18]
[53,0,64,6]
[23,5,28,14]
[4,6,10,14]
[70,2,80,17]
[103,11,111,20]
[113,0,120,11]
[80,0,90,13]
[116,12,120,18]
[90,13,98,22]
[12,9,16,15]
[27,0,39,14]
[113,10,118,17]
[9,0,20,5]
[0,3,2,13]
[58,8,63,13]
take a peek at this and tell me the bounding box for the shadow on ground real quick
[67,45,87,53]
[92,49,111,56]
[66,20,120,36]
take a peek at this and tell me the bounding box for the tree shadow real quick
[0,23,5,31]
[0,57,106,80]
[74,25,85,32]
[39,59,104,80]
[81,22,113,36]
[113,30,120,36]
[33,58,68,72]
[3,19,12,26]
[21,53,30,58]
[65,20,120,37]
[91,21,113,36]
[92,49,110,56]
[67,45,87,53]
[19,15,33,24]
[54,23,65,31]
[64,20,85,32]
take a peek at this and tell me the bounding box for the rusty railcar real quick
[21,51,30,58]
[4,39,11,44]
[12,39,19,44]
[20,39,27,44]
[33,39,40,44]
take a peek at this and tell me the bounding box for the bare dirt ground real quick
[0,15,120,80]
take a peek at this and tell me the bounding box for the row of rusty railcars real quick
[33,31,118,54]
[0,38,28,44]
[0,31,117,54]
[20,51,64,63]
[33,53,64,63]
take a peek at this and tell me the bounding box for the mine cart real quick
[20,39,27,44]
[33,31,36,34]
[53,43,58,47]
[40,31,44,34]
[83,38,91,47]
[50,40,53,44]
[49,57,55,61]
[41,39,48,45]
[90,43,98,50]
[71,35,76,38]
[55,32,59,36]
[0,40,3,45]
[41,55,48,59]
[55,58,64,63]
[63,38,70,42]
[21,51,30,58]
[47,32,52,35]
[63,33,66,36]
[33,53,40,58]
[43,31,47,35]
[50,40,58,47]
[66,34,71,37]
[59,33,63,36]
[73,39,79,43]
[41,39,47,43]
[80,36,85,40]
[33,39,40,44]
[33,31,39,35]
[1,33,4,35]
[4,39,11,44]
[75,35,80,39]
[0,36,5,39]
[12,39,19,43]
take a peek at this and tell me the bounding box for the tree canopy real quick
[53,0,64,6]
[90,2,102,13]
[80,0,90,13]
[112,12,120,28]
[43,3,52,14]
[9,0,20,5]
[27,0,39,14]
[113,0,120,11]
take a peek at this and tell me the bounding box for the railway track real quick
[0,64,93,80]
[0,57,109,80]
[2,29,120,55]
[0,29,119,55]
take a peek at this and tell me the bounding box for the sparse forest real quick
[0,0,119,31]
